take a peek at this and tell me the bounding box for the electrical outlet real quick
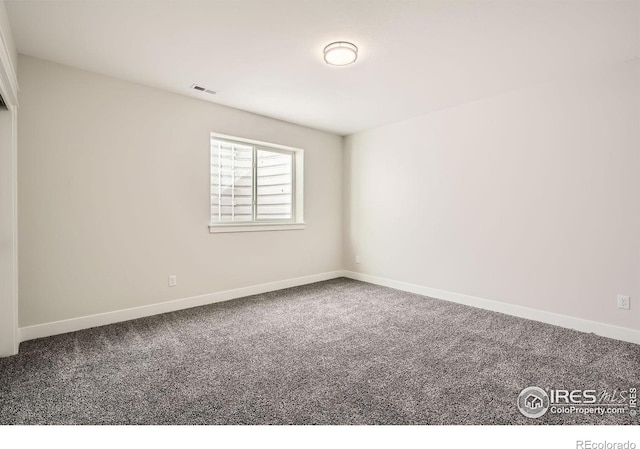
[617,295,630,310]
[355,255,360,264]
[168,275,177,287]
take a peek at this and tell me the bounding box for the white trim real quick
[0,13,18,355]
[18,270,344,343]
[17,269,640,347]
[342,271,640,345]
[0,2,18,106]
[209,222,306,233]
[0,106,18,357]
[210,132,304,227]
[11,107,18,354]
[210,133,302,153]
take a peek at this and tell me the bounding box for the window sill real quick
[209,223,306,234]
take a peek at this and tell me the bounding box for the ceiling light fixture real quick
[323,41,358,66]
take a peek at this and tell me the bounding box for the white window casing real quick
[209,133,305,233]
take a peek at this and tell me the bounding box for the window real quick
[209,133,304,233]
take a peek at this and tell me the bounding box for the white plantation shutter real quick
[257,149,292,220]
[210,138,294,224]
[211,140,254,222]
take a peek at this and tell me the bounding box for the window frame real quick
[209,132,305,234]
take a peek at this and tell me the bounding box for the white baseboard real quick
[342,271,640,345]
[18,270,344,343]
[18,269,640,347]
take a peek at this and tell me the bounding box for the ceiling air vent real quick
[190,84,216,95]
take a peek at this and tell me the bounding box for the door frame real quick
[0,1,19,357]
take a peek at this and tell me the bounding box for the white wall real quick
[344,59,640,331]
[0,0,18,356]
[18,55,343,327]
[15,53,640,339]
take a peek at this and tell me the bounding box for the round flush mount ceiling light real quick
[323,41,358,66]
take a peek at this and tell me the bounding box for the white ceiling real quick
[6,0,640,135]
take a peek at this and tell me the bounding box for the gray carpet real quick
[0,278,638,425]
